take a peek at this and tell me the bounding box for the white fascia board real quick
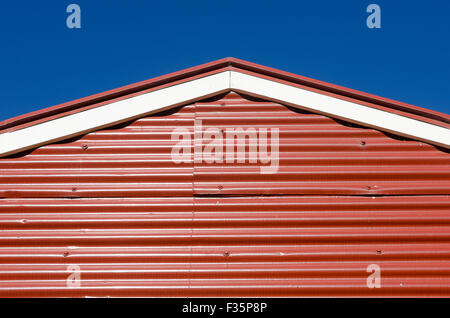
[0,69,449,157]
[230,71,450,148]
[0,71,231,157]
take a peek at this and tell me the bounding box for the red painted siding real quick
[0,92,449,297]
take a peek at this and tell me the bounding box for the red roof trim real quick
[0,58,231,132]
[227,58,450,125]
[231,67,450,129]
[0,67,230,134]
[1,57,449,133]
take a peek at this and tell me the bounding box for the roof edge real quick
[226,57,450,125]
[0,68,449,158]
[1,57,449,133]
[0,58,233,132]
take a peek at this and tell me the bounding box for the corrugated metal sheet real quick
[0,104,195,198]
[0,91,449,297]
[194,93,450,196]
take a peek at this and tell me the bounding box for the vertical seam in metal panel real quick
[193,102,198,196]
[77,144,82,198]
[189,102,198,296]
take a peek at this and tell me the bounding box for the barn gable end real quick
[0,59,449,297]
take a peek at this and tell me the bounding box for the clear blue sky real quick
[1,0,449,121]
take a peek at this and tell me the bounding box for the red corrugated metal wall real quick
[0,91,449,297]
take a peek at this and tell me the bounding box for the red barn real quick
[0,58,449,297]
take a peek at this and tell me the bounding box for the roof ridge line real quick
[1,58,449,133]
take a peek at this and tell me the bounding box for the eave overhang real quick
[0,57,449,157]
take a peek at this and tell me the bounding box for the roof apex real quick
[1,57,449,133]
[0,58,449,157]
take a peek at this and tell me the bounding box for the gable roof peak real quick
[0,58,449,157]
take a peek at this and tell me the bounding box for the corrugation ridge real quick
[0,92,449,297]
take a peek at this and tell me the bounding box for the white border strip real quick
[230,71,450,148]
[0,71,230,157]
[0,69,448,157]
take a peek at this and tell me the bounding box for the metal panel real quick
[0,196,449,297]
[194,92,450,196]
[0,91,449,297]
[0,105,195,198]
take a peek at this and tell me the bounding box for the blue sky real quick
[0,0,449,121]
